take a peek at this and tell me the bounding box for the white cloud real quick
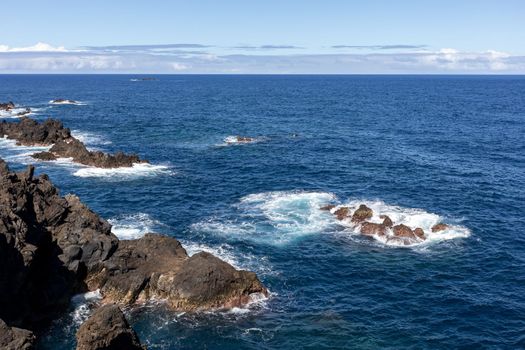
[0,42,69,53]
[0,42,523,73]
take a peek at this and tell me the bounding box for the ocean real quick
[1,74,524,349]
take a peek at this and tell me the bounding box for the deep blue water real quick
[1,75,524,349]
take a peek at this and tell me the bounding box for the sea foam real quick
[73,162,173,179]
[109,213,165,239]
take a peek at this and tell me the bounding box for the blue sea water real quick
[0,75,524,349]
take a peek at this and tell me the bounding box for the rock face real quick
[76,304,145,350]
[0,117,71,146]
[360,222,387,236]
[334,207,350,220]
[0,158,267,344]
[0,319,36,350]
[0,101,15,111]
[0,117,146,168]
[89,233,267,310]
[0,159,118,328]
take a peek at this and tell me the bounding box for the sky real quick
[0,0,524,74]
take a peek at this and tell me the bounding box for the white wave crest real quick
[109,213,164,239]
[217,135,267,147]
[71,130,112,147]
[333,200,471,247]
[48,100,86,105]
[192,191,337,245]
[73,162,173,179]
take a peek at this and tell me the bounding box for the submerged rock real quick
[0,319,35,350]
[76,304,145,350]
[227,136,255,144]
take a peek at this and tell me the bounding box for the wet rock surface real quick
[76,304,145,350]
[0,101,15,111]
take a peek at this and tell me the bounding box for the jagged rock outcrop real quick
[0,117,146,168]
[89,233,268,310]
[0,159,267,344]
[76,305,145,350]
[0,319,36,350]
[0,159,118,328]
[0,101,15,111]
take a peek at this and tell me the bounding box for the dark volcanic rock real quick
[0,117,146,168]
[0,101,15,111]
[431,223,449,232]
[76,304,144,350]
[351,204,373,223]
[0,319,36,350]
[47,138,143,168]
[0,159,267,345]
[0,117,71,146]
[0,160,118,328]
[91,233,268,310]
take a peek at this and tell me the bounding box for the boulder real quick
[414,228,425,239]
[351,204,373,223]
[431,223,449,232]
[333,207,350,220]
[91,233,268,310]
[32,151,58,161]
[380,215,393,227]
[360,222,387,236]
[76,304,144,350]
[0,319,35,350]
[392,224,415,238]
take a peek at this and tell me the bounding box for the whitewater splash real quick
[193,191,337,245]
[332,200,471,247]
[70,289,102,326]
[218,135,267,147]
[71,130,112,147]
[73,162,173,179]
[109,213,166,239]
[192,190,470,248]
[48,100,86,105]
[0,136,51,163]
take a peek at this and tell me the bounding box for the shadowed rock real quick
[320,204,336,211]
[0,319,35,350]
[0,117,71,146]
[76,304,144,350]
[0,101,15,111]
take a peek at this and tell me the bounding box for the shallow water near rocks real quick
[1,75,524,349]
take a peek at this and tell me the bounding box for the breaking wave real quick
[108,213,165,239]
[73,162,173,179]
